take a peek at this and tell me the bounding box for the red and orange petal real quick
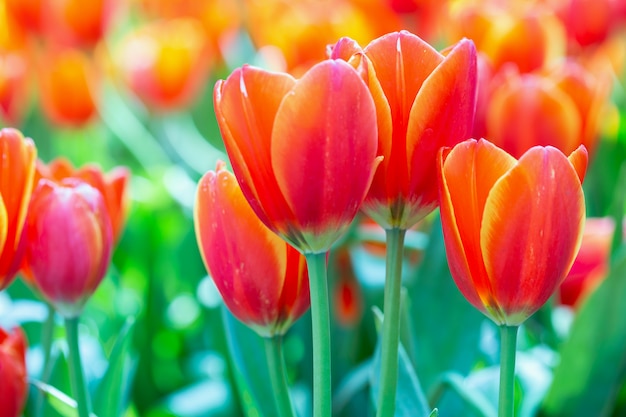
[194,163,309,336]
[25,179,113,318]
[117,18,211,111]
[0,51,30,125]
[4,0,43,35]
[0,326,27,417]
[38,48,98,127]
[0,128,36,290]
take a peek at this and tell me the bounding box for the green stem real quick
[65,316,91,417]
[265,336,296,417]
[36,303,56,417]
[376,228,406,417]
[305,252,331,417]
[498,325,519,417]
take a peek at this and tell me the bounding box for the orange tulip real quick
[483,59,611,158]
[38,47,98,127]
[0,326,27,417]
[451,3,566,74]
[194,162,310,337]
[0,128,37,291]
[46,0,117,47]
[438,138,587,325]
[331,31,477,229]
[24,179,113,318]
[214,59,380,254]
[115,18,211,111]
[35,158,130,243]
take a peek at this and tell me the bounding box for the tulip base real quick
[376,228,407,417]
[65,316,91,417]
[498,325,519,417]
[305,252,331,417]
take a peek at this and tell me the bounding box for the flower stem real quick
[305,252,331,417]
[376,227,406,417]
[265,336,296,417]
[498,325,519,417]
[65,316,91,417]
[36,303,56,417]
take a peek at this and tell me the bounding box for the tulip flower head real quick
[0,128,37,291]
[0,326,27,417]
[194,162,310,337]
[24,178,113,318]
[438,139,587,326]
[214,59,380,254]
[330,31,478,230]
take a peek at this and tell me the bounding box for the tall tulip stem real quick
[376,227,407,417]
[65,316,91,417]
[36,303,56,417]
[498,325,519,417]
[265,336,296,417]
[305,252,331,417]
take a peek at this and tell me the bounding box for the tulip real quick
[559,217,618,307]
[0,326,28,417]
[115,18,211,111]
[214,59,379,254]
[331,31,477,229]
[450,3,566,74]
[24,178,113,318]
[194,161,310,337]
[0,128,37,291]
[39,47,98,127]
[195,161,307,417]
[438,138,587,326]
[481,59,611,159]
[439,138,586,417]
[46,0,117,47]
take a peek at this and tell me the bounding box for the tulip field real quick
[1,0,626,417]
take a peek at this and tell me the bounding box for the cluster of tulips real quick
[194,29,590,417]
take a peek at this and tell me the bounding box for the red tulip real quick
[331,31,477,229]
[0,326,27,417]
[438,139,587,325]
[558,217,620,307]
[24,179,113,318]
[194,162,310,337]
[214,59,380,253]
[0,128,37,291]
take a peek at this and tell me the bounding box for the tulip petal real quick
[271,59,377,252]
[481,146,585,325]
[364,31,443,198]
[194,165,290,334]
[406,38,478,213]
[567,144,588,183]
[439,139,516,319]
[214,66,296,228]
[0,128,36,284]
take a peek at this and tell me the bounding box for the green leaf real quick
[370,307,431,417]
[408,218,485,390]
[30,380,98,417]
[221,306,280,417]
[539,250,626,416]
[94,317,137,417]
[429,409,439,417]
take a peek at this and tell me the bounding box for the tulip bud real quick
[24,178,113,318]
